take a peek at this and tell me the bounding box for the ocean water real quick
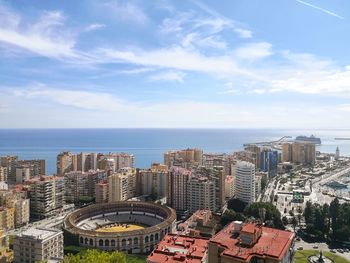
[0,128,350,175]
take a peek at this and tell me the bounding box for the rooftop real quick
[147,234,209,263]
[209,223,294,262]
[17,227,62,240]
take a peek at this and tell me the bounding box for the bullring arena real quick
[63,201,177,254]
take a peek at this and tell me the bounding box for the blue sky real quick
[1,0,350,128]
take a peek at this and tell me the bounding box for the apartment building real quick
[64,170,107,203]
[164,148,202,169]
[188,176,216,214]
[98,153,135,172]
[108,167,136,202]
[0,190,30,228]
[14,227,63,263]
[136,163,168,198]
[234,161,256,204]
[0,207,14,230]
[167,167,191,216]
[95,182,108,203]
[25,176,65,219]
[208,222,295,263]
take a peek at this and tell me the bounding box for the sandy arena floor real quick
[96,224,145,232]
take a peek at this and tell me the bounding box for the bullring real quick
[63,201,176,254]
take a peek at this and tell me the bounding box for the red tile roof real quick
[209,223,294,262]
[147,234,209,263]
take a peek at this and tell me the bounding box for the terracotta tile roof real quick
[209,223,294,262]
[147,234,209,263]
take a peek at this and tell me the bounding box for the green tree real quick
[321,203,330,238]
[282,216,288,226]
[221,209,246,226]
[291,216,298,232]
[227,198,247,213]
[304,201,314,224]
[244,202,284,229]
[63,249,126,263]
[330,198,340,237]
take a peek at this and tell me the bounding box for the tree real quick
[227,198,247,213]
[244,202,284,229]
[330,198,340,237]
[261,176,268,191]
[63,249,126,263]
[221,209,246,226]
[304,201,314,224]
[282,216,288,226]
[291,216,298,232]
[321,203,330,238]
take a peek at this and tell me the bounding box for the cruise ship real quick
[295,135,321,144]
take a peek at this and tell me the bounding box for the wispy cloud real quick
[13,85,126,111]
[99,0,149,24]
[234,42,273,61]
[84,23,106,32]
[191,0,252,38]
[0,7,93,62]
[98,46,252,77]
[148,70,186,83]
[5,85,350,128]
[296,0,344,19]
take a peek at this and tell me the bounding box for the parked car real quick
[330,250,336,253]
[297,246,303,250]
[337,249,344,253]
[313,245,319,249]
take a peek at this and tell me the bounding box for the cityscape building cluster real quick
[0,140,321,262]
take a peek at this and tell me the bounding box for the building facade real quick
[25,176,65,219]
[108,168,136,202]
[164,148,202,169]
[208,222,295,263]
[167,167,191,216]
[234,161,256,204]
[14,227,63,263]
[64,170,107,203]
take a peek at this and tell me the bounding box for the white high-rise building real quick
[234,161,255,204]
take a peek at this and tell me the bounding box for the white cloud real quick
[233,28,252,39]
[13,86,126,112]
[5,86,350,128]
[220,82,239,94]
[0,8,90,61]
[148,71,186,83]
[191,0,252,38]
[100,0,148,24]
[84,23,106,32]
[98,46,252,77]
[234,42,273,61]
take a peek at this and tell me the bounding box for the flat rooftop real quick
[147,234,209,263]
[18,227,62,240]
[209,223,294,262]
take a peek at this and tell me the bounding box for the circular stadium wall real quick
[63,201,176,254]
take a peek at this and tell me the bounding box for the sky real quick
[1,0,350,128]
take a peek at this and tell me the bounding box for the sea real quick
[1,128,350,175]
